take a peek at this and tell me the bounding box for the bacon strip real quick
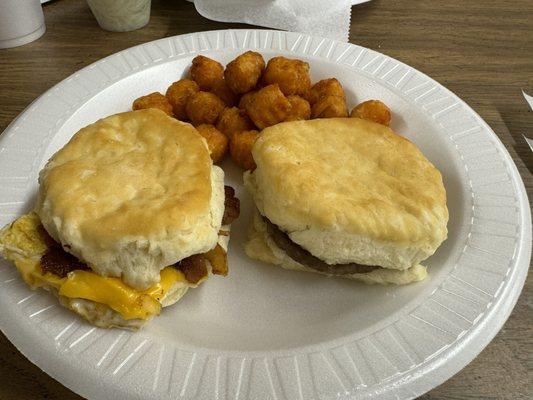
[176,254,208,284]
[40,245,89,278]
[222,186,240,225]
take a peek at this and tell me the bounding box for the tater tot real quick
[185,91,226,125]
[285,95,311,121]
[230,130,259,170]
[195,124,229,163]
[245,84,291,129]
[211,79,239,107]
[262,56,311,96]
[307,78,345,104]
[350,100,392,126]
[165,79,199,120]
[311,95,348,118]
[216,107,255,140]
[224,51,265,94]
[190,55,224,91]
[238,91,256,110]
[132,92,174,116]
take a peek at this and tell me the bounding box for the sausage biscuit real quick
[244,118,448,284]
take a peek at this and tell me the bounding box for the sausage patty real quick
[264,217,380,275]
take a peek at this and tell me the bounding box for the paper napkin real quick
[192,0,371,42]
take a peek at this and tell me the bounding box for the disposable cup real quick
[86,0,151,32]
[0,0,46,49]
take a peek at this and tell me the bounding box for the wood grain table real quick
[0,0,531,398]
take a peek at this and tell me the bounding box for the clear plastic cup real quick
[86,0,151,32]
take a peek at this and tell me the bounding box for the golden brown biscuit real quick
[190,55,224,91]
[350,100,392,126]
[262,56,311,96]
[224,51,265,94]
[132,92,173,116]
[196,124,229,163]
[186,91,226,125]
[245,84,291,129]
[36,109,225,289]
[245,118,448,270]
[165,79,199,120]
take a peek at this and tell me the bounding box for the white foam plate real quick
[0,30,530,400]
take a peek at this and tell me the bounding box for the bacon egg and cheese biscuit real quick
[0,109,239,329]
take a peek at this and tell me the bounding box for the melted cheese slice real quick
[0,213,187,320]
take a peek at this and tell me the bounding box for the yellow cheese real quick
[59,268,185,320]
[0,213,187,320]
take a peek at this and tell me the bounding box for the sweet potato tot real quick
[311,95,348,118]
[211,79,239,107]
[185,91,226,125]
[190,55,224,91]
[195,124,229,163]
[307,78,345,104]
[350,100,392,126]
[285,95,311,121]
[230,130,259,170]
[238,91,256,110]
[262,56,311,96]
[224,51,265,94]
[245,84,291,129]
[216,107,255,140]
[165,79,199,120]
[132,92,173,116]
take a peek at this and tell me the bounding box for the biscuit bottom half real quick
[0,213,229,329]
[245,209,427,285]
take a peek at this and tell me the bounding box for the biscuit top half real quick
[246,118,448,251]
[37,109,224,289]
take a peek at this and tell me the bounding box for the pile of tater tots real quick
[132,51,392,170]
